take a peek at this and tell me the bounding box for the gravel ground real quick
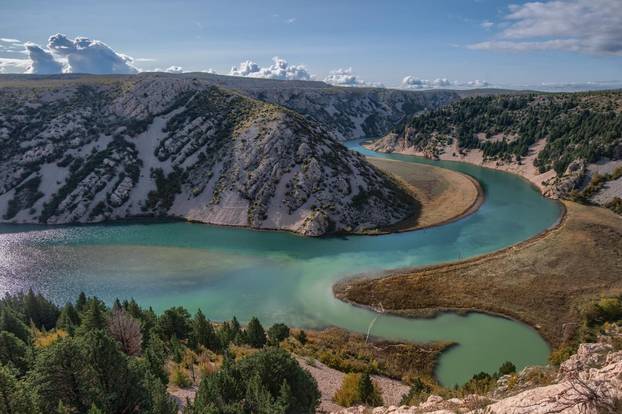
[167,355,410,413]
[296,357,410,413]
[592,176,622,205]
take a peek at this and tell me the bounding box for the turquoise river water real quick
[0,141,562,386]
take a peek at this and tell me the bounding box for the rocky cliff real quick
[0,74,417,235]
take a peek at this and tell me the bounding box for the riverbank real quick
[334,201,622,347]
[363,158,484,233]
[365,139,556,194]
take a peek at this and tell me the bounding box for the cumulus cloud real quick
[323,68,384,88]
[164,65,184,73]
[25,42,64,74]
[47,34,138,74]
[469,0,622,55]
[401,75,488,90]
[0,33,140,74]
[229,56,312,80]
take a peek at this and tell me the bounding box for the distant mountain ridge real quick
[0,74,424,235]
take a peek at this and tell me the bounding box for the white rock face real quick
[0,74,419,235]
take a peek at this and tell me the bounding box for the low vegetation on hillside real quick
[391,91,622,174]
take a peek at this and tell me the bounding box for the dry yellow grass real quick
[368,157,483,232]
[335,202,622,347]
[33,328,68,348]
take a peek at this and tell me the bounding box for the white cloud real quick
[25,42,64,74]
[481,20,494,30]
[229,56,312,80]
[0,58,30,74]
[164,65,184,73]
[286,17,296,24]
[401,75,489,90]
[323,68,384,88]
[0,33,141,74]
[47,34,138,74]
[469,0,622,55]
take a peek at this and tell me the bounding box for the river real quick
[0,140,562,386]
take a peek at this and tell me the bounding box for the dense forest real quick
[0,290,320,414]
[397,91,622,175]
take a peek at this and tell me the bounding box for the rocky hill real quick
[370,91,622,212]
[0,74,418,235]
[153,72,459,141]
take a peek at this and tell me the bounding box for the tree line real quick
[0,290,320,414]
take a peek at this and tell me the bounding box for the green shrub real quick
[333,372,383,407]
[170,364,192,388]
[190,347,320,414]
[400,377,432,405]
[498,361,517,376]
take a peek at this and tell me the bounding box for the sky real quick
[0,0,620,90]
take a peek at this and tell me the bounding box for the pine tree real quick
[190,309,219,352]
[0,308,31,343]
[0,363,37,413]
[77,300,107,335]
[245,317,266,348]
[76,292,87,313]
[0,331,29,373]
[358,372,382,406]
[296,330,307,345]
[56,303,80,335]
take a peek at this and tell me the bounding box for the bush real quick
[170,364,192,388]
[498,361,517,376]
[190,347,320,414]
[333,372,383,407]
[549,344,578,366]
[268,323,290,345]
[400,377,432,405]
[584,296,622,327]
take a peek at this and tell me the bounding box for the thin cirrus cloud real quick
[469,0,622,55]
[401,75,489,90]
[323,68,384,88]
[229,56,312,80]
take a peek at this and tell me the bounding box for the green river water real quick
[0,141,562,386]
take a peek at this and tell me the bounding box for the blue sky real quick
[0,0,620,89]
